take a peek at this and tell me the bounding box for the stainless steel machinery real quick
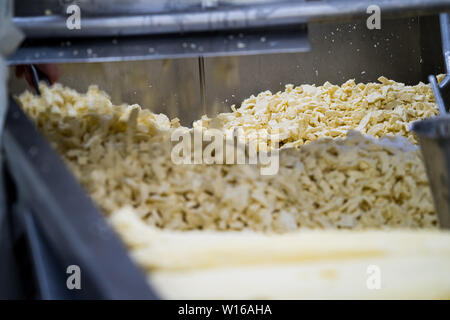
[2,0,450,299]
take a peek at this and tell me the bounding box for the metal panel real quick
[15,0,291,16]
[412,116,450,228]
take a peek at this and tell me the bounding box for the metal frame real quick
[14,0,450,38]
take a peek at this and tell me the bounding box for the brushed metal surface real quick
[413,117,450,228]
[6,25,310,64]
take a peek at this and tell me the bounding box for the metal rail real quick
[13,0,450,39]
[6,25,309,65]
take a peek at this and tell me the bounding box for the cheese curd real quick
[194,76,439,148]
[17,80,438,232]
[15,78,449,299]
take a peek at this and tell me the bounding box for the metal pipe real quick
[14,0,450,39]
[198,56,207,116]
